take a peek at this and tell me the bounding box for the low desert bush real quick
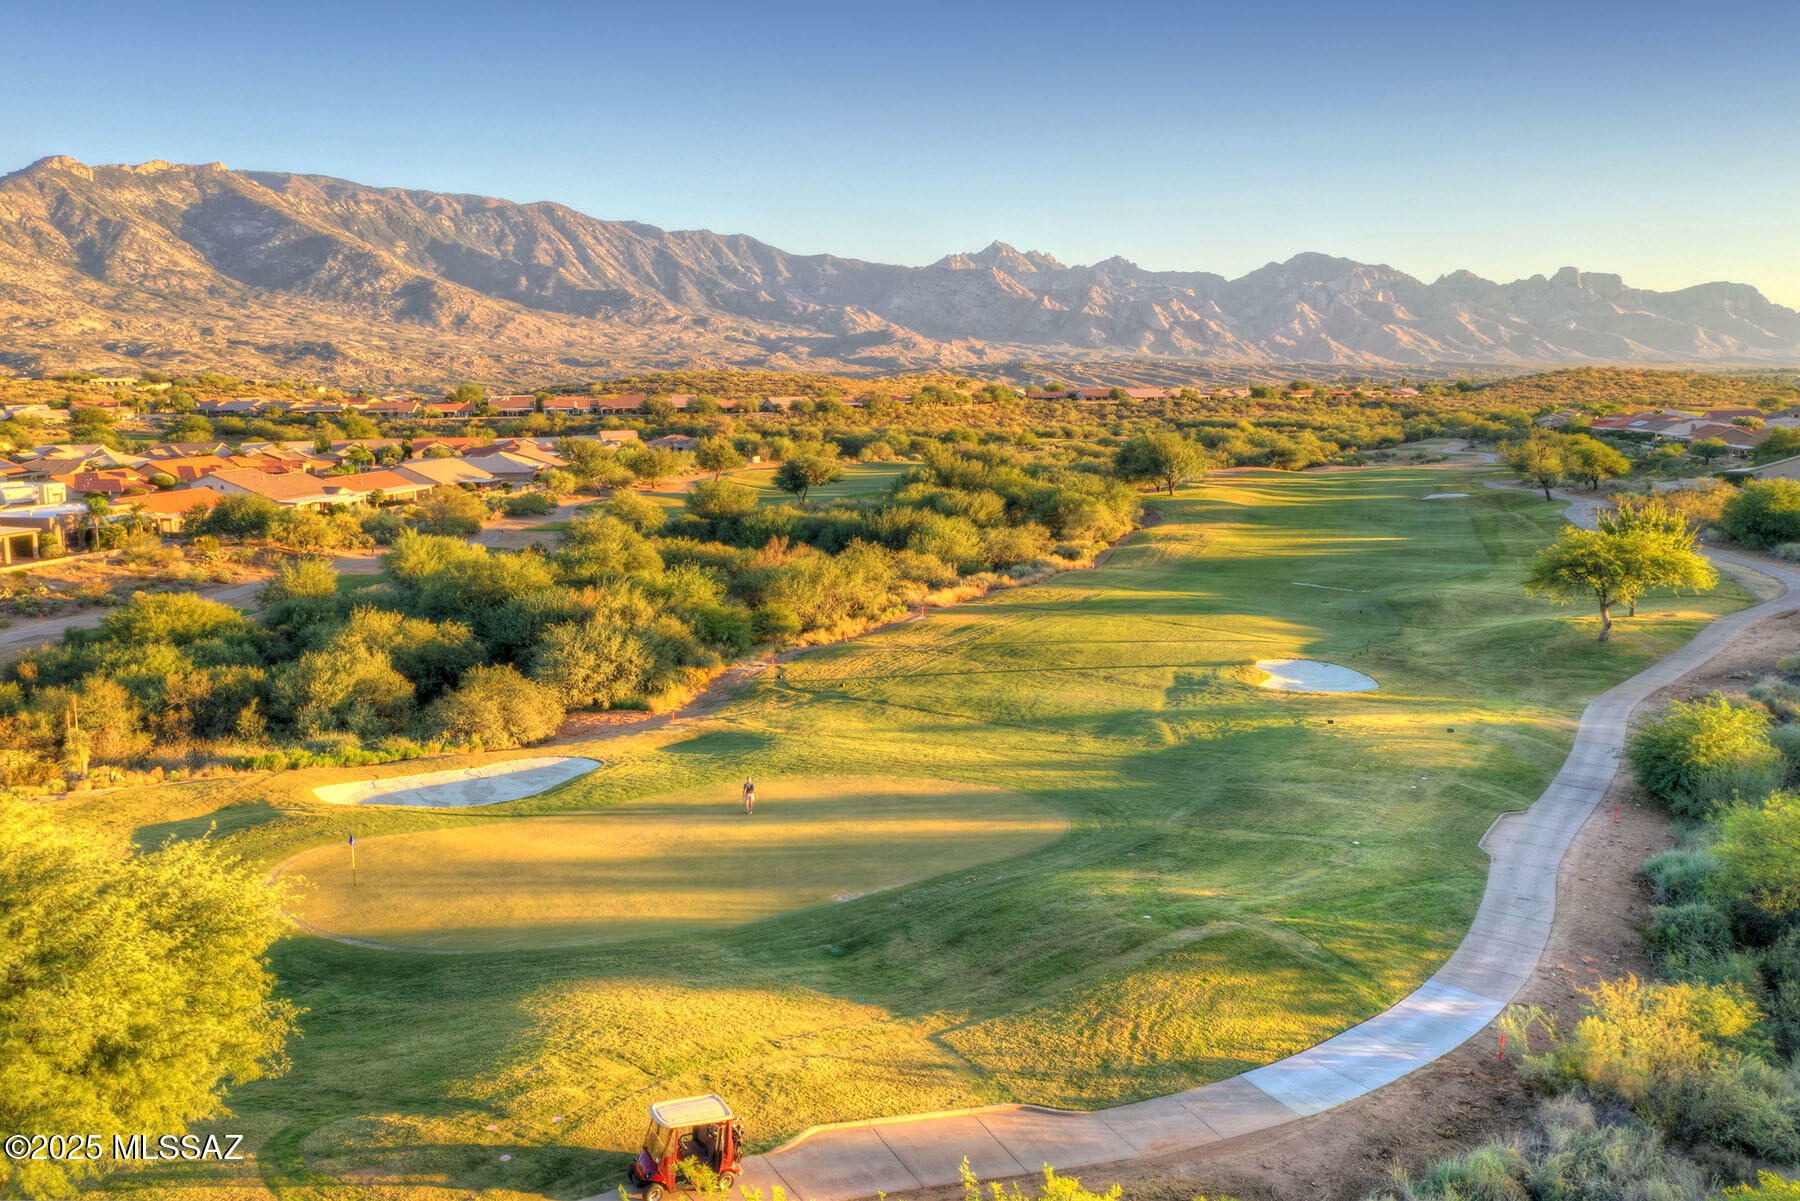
[1370,1099,1708,1201]
[1502,977,1800,1161]
[1626,694,1783,818]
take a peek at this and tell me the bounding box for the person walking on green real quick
[742,777,757,814]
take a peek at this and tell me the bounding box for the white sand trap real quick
[1422,492,1470,499]
[1255,659,1379,693]
[312,756,601,808]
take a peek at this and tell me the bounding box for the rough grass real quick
[279,775,1063,951]
[72,466,1757,1201]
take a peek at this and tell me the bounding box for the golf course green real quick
[75,466,1755,1201]
[281,776,1064,951]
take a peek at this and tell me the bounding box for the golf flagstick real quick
[349,832,357,887]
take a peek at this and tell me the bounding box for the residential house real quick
[491,394,538,416]
[316,470,435,504]
[1726,453,1800,483]
[123,487,224,533]
[645,434,698,452]
[458,450,552,484]
[541,396,594,415]
[365,398,423,418]
[394,458,500,489]
[197,468,342,509]
[424,401,477,419]
[590,394,648,413]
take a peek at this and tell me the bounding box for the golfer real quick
[743,777,757,814]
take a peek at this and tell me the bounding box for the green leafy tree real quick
[1524,520,1714,642]
[774,452,843,503]
[1596,498,1719,617]
[1113,433,1208,495]
[1506,430,1569,499]
[694,437,746,480]
[1562,434,1632,489]
[0,807,298,1199]
[1751,427,1800,465]
[448,383,487,407]
[1690,437,1731,464]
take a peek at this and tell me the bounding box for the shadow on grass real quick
[133,798,283,852]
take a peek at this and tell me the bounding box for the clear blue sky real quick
[5,0,1798,304]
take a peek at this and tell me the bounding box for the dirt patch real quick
[896,609,1799,1201]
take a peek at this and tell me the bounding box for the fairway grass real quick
[71,466,1760,1201]
[729,460,912,504]
[281,776,1064,951]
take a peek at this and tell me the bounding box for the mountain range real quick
[2,155,1798,386]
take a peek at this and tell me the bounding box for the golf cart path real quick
[722,492,1800,1201]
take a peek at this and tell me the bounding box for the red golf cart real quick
[631,1094,743,1199]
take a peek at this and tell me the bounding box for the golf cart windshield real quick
[644,1123,678,1159]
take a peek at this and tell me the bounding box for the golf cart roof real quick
[649,1094,734,1129]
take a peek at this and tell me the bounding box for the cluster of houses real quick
[0,432,642,560]
[1537,406,1800,455]
[1022,384,1420,403]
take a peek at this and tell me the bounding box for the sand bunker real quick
[1423,492,1470,499]
[312,756,601,808]
[1255,659,1379,693]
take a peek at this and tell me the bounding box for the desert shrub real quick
[1643,846,1719,906]
[1626,694,1782,818]
[1751,676,1800,722]
[502,491,553,517]
[1778,653,1800,677]
[359,507,410,544]
[1504,976,1800,1160]
[1369,1099,1708,1201]
[606,487,668,534]
[99,591,248,646]
[1722,479,1800,549]
[1645,900,1735,962]
[1770,723,1800,785]
[191,493,279,539]
[412,486,488,536]
[422,664,564,748]
[1711,791,1800,919]
[270,506,370,552]
[1726,1174,1800,1200]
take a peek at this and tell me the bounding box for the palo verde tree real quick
[1597,498,1719,617]
[1525,504,1717,641]
[694,437,746,480]
[1113,432,1209,495]
[0,808,299,1199]
[774,450,843,503]
[1562,433,1632,490]
[1506,429,1569,500]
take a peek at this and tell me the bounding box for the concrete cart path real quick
[728,499,1800,1201]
